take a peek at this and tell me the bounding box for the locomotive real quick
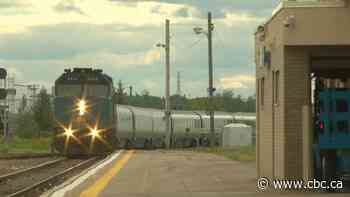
[52,68,255,155]
[53,68,117,155]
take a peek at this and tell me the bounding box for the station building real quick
[255,0,350,180]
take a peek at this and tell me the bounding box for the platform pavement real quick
[49,150,350,197]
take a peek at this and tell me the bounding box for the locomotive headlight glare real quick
[90,128,99,137]
[78,100,87,116]
[65,127,74,137]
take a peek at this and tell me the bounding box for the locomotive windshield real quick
[56,84,82,97]
[56,84,110,97]
[85,84,110,96]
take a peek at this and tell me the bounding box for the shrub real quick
[14,111,39,138]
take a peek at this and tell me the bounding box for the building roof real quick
[259,0,347,32]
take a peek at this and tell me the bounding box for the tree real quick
[18,95,27,113]
[32,88,53,137]
[141,89,150,97]
[123,88,256,113]
[116,80,127,104]
[15,111,39,138]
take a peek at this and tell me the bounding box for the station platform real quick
[46,150,257,197]
[45,150,349,197]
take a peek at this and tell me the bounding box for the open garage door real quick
[311,56,350,185]
[312,56,350,78]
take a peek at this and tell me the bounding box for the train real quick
[52,68,255,155]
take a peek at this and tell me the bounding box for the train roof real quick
[116,105,256,121]
[118,105,163,113]
[194,110,233,116]
[171,113,200,119]
[55,67,113,85]
[224,123,251,128]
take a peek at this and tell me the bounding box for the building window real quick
[337,120,348,133]
[260,46,266,66]
[336,99,348,112]
[273,71,280,105]
[260,78,265,107]
[320,100,324,112]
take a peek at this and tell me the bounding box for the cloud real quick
[109,0,280,18]
[0,0,31,9]
[143,80,158,90]
[219,12,264,26]
[70,48,161,67]
[219,75,255,89]
[148,3,199,18]
[173,7,190,17]
[53,0,86,16]
[0,23,161,60]
[0,0,274,97]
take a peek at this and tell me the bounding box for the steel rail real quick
[6,157,98,197]
[0,158,66,182]
[0,153,62,160]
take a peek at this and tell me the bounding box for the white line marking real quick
[45,151,123,197]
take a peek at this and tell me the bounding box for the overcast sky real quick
[0,0,280,98]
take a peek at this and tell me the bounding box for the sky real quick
[0,0,280,98]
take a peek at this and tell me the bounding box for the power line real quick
[187,36,204,49]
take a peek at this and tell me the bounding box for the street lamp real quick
[156,43,166,48]
[193,12,216,147]
[193,27,205,35]
[156,19,171,149]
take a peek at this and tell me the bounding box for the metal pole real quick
[165,19,171,149]
[208,12,215,147]
[129,86,133,97]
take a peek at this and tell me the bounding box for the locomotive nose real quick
[77,99,87,116]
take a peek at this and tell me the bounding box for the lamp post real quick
[157,19,171,149]
[193,12,216,147]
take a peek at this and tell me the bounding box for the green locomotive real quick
[52,68,117,155]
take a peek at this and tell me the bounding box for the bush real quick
[0,136,51,153]
[14,111,39,138]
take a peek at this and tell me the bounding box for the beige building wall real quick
[255,0,350,180]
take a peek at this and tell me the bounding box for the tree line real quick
[14,88,53,138]
[116,81,256,113]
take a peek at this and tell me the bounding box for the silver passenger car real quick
[115,105,244,148]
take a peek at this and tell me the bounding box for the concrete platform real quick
[48,150,350,197]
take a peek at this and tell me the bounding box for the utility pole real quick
[129,86,133,97]
[193,12,215,147]
[156,19,171,149]
[165,19,171,149]
[207,12,215,147]
[177,72,181,96]
[176,71,181,110]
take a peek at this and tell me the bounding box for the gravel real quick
[0,159,84,197]
[0,157,63,175]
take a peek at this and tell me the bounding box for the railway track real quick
[0,153,62,160]
[0,157,100,197]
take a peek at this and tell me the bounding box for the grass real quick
[193,146,256,162]
[0,136,51,154]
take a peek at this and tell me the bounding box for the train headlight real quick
[88,125,106,138]
[64,127,74,137]
[77,100,87,116]
[90,127,99,137]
